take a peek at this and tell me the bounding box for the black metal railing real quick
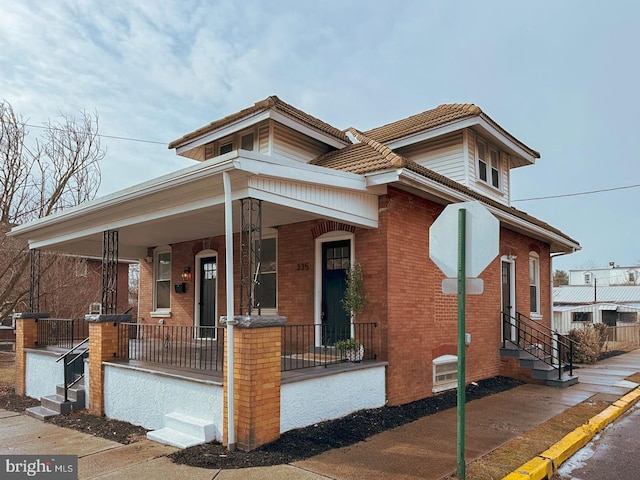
[281,322,377,372]
[502,311,575,379]
[116,323,225,372]
[36,319,75,349]
[56,337,89,402]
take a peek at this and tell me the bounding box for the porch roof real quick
[8,151,379,259]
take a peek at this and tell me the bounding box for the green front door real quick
[321,240,351,345]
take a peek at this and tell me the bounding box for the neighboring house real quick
[553,285,640,333]
[9,96,580,449]
[569,263,640,286]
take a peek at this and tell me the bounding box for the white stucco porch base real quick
[102,362,224,441]
[25,349,64,400]
[280,362,387,433]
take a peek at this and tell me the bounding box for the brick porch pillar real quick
[14,313,48,396]
[86,314,131,416]
[222,315,285,452]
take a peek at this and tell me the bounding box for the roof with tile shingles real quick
[168,95,350,149]
[363,103,540,158]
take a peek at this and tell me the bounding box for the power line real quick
[24,123,166,145]
[512,183,640,202]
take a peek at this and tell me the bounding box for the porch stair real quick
[26,378,86,421]
[500,343,578,388]
[147,412,215,449]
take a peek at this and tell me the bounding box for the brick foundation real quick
[14,318,38,396]
[88,320,123,416]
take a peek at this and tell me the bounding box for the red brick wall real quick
[135,188,554,407]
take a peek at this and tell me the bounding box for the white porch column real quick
[223,171,236,451]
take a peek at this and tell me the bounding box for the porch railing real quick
[502,311,575,379]
[116,323,225,372]
[281,322,377,372]
[36,318,75,349]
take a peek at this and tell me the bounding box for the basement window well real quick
[433,355,458,393]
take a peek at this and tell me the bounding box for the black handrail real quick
[502,312,573,379]
[56,337,89,402]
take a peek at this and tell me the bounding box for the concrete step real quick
[546,374,579,388]
[55,382,85,404]
[40,394,74,415]
[147,428,204,449]
[26,405,59,421]
[147,412,215,449]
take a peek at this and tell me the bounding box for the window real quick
[529,253,540,316]
[207,129,256,159]
[255,236,277,311]
[584,273,592,285]
[572,312,592,322]
[433,355,457,392]
[154,247,171,311]
[476,137,500,189]
[629,271,636,283]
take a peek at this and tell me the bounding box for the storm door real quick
[199,256,217,337]
[321,240,351,345]
[501,260,515,341]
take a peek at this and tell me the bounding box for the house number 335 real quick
[296,263,309,271]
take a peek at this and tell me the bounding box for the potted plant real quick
[342,261,367,318]
[334,338,365,362]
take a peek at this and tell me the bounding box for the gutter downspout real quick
[223,171,236,452]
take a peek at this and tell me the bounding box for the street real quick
[556,404,640,479]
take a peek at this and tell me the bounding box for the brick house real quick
[9,96,580,450]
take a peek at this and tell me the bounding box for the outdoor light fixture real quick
[181,267,192,281]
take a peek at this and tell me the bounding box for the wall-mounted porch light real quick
[181,267,192,281]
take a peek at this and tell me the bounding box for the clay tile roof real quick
[168,96,349,149]
[363,103,482,143]
[310,128,407,174]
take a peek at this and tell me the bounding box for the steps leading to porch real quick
[147,412,215,449]
[500,344,578,388]
[26,379,86,421]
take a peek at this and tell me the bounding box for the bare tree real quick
[0,100,104,320]
[553,269,569,287]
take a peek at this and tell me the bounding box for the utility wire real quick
[24,123,166,145]
[512,183,640,202]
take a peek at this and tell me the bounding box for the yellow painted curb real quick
[502,386,640,479]
[502,456,552,480]
[540,425,592,467]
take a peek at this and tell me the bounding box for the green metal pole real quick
[457,208,467,479]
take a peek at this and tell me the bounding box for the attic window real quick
[476,137,500,189]
[204,129,256,160]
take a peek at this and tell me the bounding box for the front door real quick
[199,256,217,335]
[321,240,351,345]
[501,260,514,341]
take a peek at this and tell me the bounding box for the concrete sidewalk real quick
[1,350,639,480]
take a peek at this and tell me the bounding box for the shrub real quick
[566,324,605,364]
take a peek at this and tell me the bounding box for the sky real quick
[1,0,638,272]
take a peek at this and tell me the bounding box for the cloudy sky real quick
[1,0,638,272]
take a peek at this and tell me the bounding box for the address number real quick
[296,263,310,271]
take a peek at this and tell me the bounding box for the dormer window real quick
[476,137,500,189]
[584,273,592,285]
[205,129,256,160]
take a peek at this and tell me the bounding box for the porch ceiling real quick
[9,151,379,260]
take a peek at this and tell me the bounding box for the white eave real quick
[365,167,580,255]
[384,116,538,168]
[9,150,378,259]
[174,109,350,158]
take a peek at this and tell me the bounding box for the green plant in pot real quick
[336,261,367,362]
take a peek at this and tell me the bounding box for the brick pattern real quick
[14,319,38,396]
[223,325,282,451]
[88,322,119,416]
[310,221,356,239]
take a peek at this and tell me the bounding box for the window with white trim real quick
[154,246,171,312]
[433,355,458,392]
[204,128,256,159]
[476,137,500,189]
[255,235,277,312]
[529,252,540,316]
[584,272,592,285]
